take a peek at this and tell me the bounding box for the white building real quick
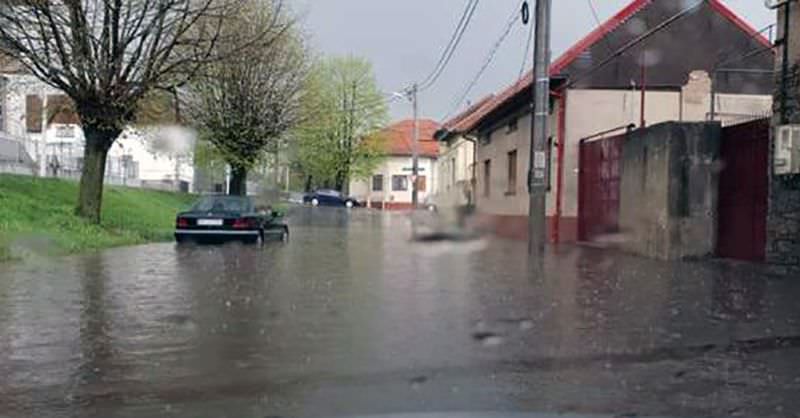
[433,97,493,210]
[349,119,440,209]
[0,72,194,191]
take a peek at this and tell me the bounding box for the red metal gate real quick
[578,134,625,242]
[716,118,769,262]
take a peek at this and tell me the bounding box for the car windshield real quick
[191,196,252,213]
[1,1,795,418]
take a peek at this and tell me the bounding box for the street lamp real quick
[392,85,420,208]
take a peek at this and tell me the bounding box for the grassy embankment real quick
[0,174,195,260]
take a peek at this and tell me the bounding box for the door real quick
[578,134,625,242]
[716,119,769,262]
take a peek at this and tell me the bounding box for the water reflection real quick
[0,210,799,418]
[76,255,114,386]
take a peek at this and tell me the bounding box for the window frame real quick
[483,159,491,197]
[372,174,384,192]
[507,149,518,195]
[392,175,408,191]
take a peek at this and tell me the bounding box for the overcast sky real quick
[288,0,775,122]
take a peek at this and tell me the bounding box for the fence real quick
[0,134,35,175]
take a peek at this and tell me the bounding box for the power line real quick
[444,0,523,120]
[564,0,705,89]
[417,0,480,92]
[586,0,616,55]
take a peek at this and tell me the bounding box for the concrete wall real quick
[349,155,437,207]
[767,5,800,275]
[619,122,721,260]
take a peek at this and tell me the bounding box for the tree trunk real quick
[229,165,247,196]
[304,175,313,192]
[75,125,116,223]
[334,168,349,193]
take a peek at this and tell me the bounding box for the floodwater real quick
[1,208,799,418]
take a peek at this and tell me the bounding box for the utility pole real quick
[528,0,552,258]
[411,83,420,208]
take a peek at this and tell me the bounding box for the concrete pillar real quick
[767,2,800,274]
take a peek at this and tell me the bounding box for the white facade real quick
[0,73,194,190]
[434,135,475,208]
[349,155,437,207]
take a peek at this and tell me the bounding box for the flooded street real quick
[1,208,800,418]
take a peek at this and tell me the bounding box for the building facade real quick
[451,0,774,242]
[349,119,440,209]
[0,73,195,191]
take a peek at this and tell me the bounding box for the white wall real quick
[435,135,475,208]
[349,155,437,205]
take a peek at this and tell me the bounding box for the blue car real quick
[303,189,361,208]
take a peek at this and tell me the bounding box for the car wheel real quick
[311,197,320,206]
[345,200,354,208]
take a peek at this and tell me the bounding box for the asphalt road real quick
[1,207,800,418]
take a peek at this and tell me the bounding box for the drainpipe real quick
[551,90,567,244]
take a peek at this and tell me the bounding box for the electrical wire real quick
[564,0,705,89]
[444,0,524,121]
[586,0,616,56]
[417,0,480,92]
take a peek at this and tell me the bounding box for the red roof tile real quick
[442,94,495,132]
[378,119,440,158]
[458,0,771,133]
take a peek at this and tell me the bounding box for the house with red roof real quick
[349,119,440,209]
[438,0,774,242]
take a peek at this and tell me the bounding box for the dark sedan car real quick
[175,195,288,244]
[303,189,361,208]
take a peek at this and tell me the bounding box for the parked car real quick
[175,195,289,244]
[303,189,361,208]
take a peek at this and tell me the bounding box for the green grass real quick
[0,174,196,261]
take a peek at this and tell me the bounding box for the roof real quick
[379,119,440,158]
[442,94,495,133]
[456,0,772,133]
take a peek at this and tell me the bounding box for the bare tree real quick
[0,0,287,222]
[184,1,308,196]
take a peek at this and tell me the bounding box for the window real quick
[507,150,517,194]
[417,175,426,192]
[507,117,518,134]
[26,95,42,133]
[392,175,408,191]
[451,157,456,186]
[372,174,384,192]
[46,94,79,124]
[483,159,491,197]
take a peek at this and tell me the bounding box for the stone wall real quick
[619,122,721,260]
[767,5,800,275]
